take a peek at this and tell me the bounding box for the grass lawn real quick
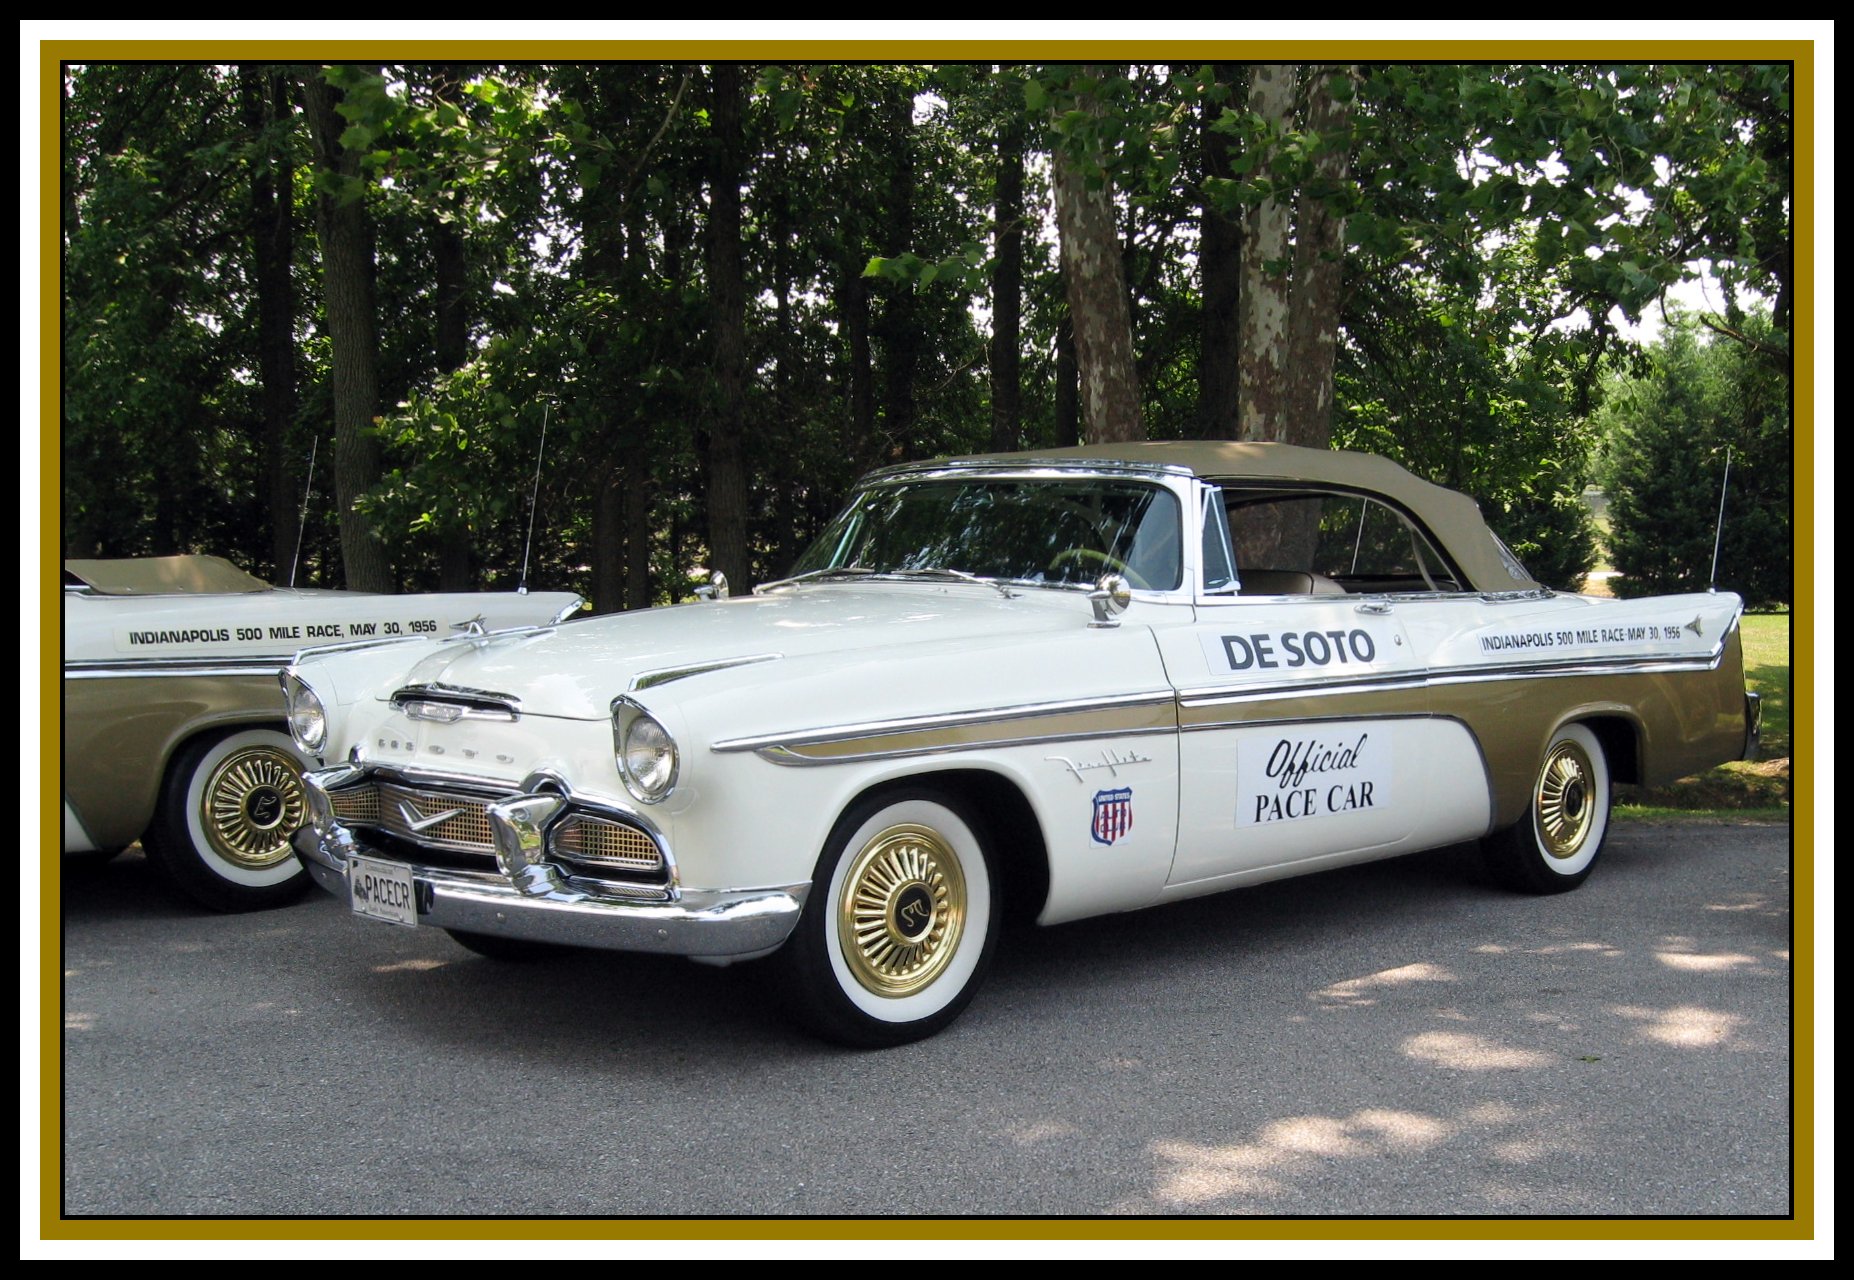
[1614,611,1792,819]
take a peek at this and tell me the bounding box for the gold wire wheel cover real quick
[1536,738,1598,860]
[202,745,308,870]
[836,822,968,998]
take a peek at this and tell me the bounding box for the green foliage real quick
[59,61,1794,604]
[1600,314,1791,607]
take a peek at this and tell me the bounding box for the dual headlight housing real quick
[282,671,327,754]
[612,696,678,804]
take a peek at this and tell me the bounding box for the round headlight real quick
[617,705,678,803]
[284,673,327,753]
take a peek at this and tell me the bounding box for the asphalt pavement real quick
[53,820,1796,1222]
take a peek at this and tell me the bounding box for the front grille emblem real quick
[397,799,464,833]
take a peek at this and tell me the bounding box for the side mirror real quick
[694,570,730,602]
[1088,573,1131,628]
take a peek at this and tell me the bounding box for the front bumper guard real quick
[293,770,806,958]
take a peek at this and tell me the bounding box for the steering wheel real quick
[1047,546,1148,590]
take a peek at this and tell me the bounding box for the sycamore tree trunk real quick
[1239,63,1296,446]
[704,62,751,592]
[1283,64,1356,451]
[240,64,298,582]
[1054,311,1081,447]
[1237,64,1358,568]
[1051,69,1143,445]
[304,67,392,592]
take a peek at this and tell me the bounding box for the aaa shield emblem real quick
[1091,787,1133,846]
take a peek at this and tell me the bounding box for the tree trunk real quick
[592,468,625,615]
[1239,63,1296,446]
[241,64,299,583]
[625,467,654,611]
[840,256,875,479]
[877,87,918,457]
[1283,64,1356,452]
[304,67,392,592]
[704,62,751,592]
[1054,309,1080,448]
[430,65,476,591]
[988,110,1025,453]
[1051,71,1143,445]
[1195,63,1243,441]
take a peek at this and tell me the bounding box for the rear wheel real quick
[775,788,999,1048]
[1482,722,1611,894]
[144,728,312,912]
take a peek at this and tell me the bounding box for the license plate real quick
[349,855,417,927]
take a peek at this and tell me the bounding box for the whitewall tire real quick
[1482,722,1612,894]
[144,727,314,912]
[776,788,999,1047]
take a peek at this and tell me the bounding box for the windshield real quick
[791,477,1183,591]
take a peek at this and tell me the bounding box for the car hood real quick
[388,584,1099,720]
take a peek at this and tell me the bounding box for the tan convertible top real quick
[950,440,1541,594]
[63,554,272,596]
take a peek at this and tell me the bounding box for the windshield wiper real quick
[755,565,876,593]
[874,567,1019,599]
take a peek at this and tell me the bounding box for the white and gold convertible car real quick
[62,554,581,911]
[283,443,1759,1045]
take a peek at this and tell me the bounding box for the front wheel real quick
[774,788,999,1048]
[143,727,313,912]
[1482,722,1611,894]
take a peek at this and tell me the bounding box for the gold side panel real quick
[60,671,287,851]
[1176,634,1746,831]
[762,698,1177,764]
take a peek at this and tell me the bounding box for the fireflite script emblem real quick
[1047,747,1153,784]
[1091,787,1133,846]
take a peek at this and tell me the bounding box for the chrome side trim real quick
[64,657,288,678]
[710,690,1177,755]
[755,722,1176,768]
[630,653,783,691]
[290,622,561,665]
[1426,653,1725,685]
[1181,675,1431,717]
[1179,647,1729,711]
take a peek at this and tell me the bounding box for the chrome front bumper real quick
[292,770,807,958]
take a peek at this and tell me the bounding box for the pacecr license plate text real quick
[349,856,417,926]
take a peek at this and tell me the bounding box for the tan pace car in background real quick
[282,442,1760,1045]
[61,555,581,911]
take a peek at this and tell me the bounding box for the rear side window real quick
[1219,488,1464,594]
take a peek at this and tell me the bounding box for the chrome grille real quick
[328,786,381,825]
[325,780,508,856]
[376,783,498,853]
[322,776,665,883]
[550,814,663,873]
